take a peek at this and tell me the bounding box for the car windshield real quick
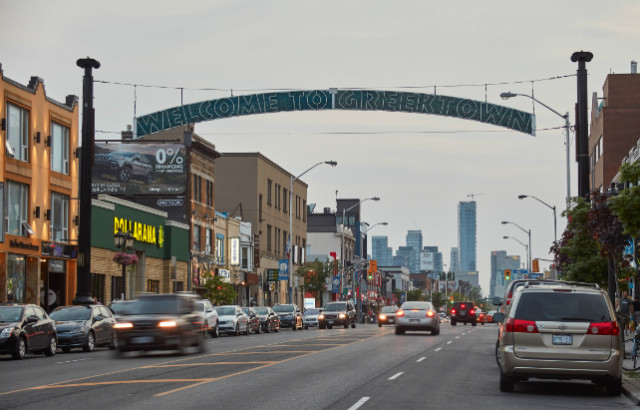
[324,303,346,312]
[50,306,91,321]
[0,306,23,322]
[273,305,294,313]
[254,307,269,315]
[195,301,205,311]
[241,308,251,315]
[215,307,236,316]
[401,302,431,310]
[304,309,321,315]
[514,292,611,322]
[381,306,397,313]
[109,302,133,315]
[129,296,180,315]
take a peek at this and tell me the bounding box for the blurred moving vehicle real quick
[476,309,486,325]
[485,310,497,324]
[0,304,57,360]
[378,305,398,327]
[242,307,262,334]
[214,305,250,336]
[319,301,357,329]
[302,308,322,329]
[273,304,303,331]
[450,301,476,326]
[108,300,136,321]
[254,306,280,333]
[395,301,440,335]
[195,299,219,338]
[494,281,622,395]
[50,305,117,352]
[113,293,206,355]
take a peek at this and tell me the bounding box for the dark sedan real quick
[378,305,398,327]
[49,305,117,352]
[254,307,280,333]
[273,304,303,330]
[241,307,262,334]
[0,304,57,359]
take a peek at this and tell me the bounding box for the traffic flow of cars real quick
[49,304,117,352]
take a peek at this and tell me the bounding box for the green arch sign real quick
[135,89,535,138]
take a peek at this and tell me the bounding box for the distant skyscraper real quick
[372,236,390,266]
[396,246,413,270]
[449,247,460,273]
[458,201,477,272]
[421,246,443,276]
[490,250,521,299]
[406,230,423,273]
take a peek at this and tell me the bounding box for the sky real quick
[2,1,639,296]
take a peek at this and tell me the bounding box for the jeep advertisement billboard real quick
[92,143,187,196]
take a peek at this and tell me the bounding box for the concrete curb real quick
[622,373,640,404]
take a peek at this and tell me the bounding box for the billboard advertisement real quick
[92,143,187,196]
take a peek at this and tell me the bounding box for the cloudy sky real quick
[2,1,639,294]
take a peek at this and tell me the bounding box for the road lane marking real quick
[348,397,370,410]
[435,348,442,352]
[447,341,452,344]
[388,372,404,380]
[55,358,92,364]
[416,357,426,362]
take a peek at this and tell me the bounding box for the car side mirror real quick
[493,312,505,323]
[94,315,103,322]
[493,297,503,306]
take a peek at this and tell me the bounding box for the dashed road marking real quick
[416,357,426,362]
[55,358,92,364]
[447,341,452,344]
[348,397,370,410]
[388,372,404,380]
[435,348,442,352]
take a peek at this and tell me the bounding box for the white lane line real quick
[455,336,460,339]
[417,357,426,362]
[55,358,92,364]
[447,341,452,344]
[347,397,370,410]
[435,347,442,352]
[388,372,404,380]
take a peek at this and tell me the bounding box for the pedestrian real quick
[616,291,634,335]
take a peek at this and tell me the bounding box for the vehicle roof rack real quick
[523,280,600,290]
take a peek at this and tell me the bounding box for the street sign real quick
[267,269,279,282]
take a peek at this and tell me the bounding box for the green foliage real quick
[202,272,237,305]
[296,259,333,306]
[431,292,447,310]
[406,289,426,301]
[610,162,640,239]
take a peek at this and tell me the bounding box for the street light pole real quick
[360,221,388,323]
[288,161,337,305]
[501,92,572,209]
[502,221,531,273]
[503,236,529,271]
[518,194,557,246]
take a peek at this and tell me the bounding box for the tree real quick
[202,273,237,305]
[296,259,332,307]
[431,292,447,310]
[610,161,640,239]
[407,289,426,301]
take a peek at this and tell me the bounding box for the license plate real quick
[132,336,153,344]
[552,334,573,345]
[410,319,419,323]
[389,319,394,323]
[328,320,333,325]
[460,311,467,316]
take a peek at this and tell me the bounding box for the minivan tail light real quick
[587,321,620,336]
[396,310,405,317]
[505,318,538,333]
[506,293,513,305]
[450,309,456,315]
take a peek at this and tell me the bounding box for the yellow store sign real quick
[113,217,163,248]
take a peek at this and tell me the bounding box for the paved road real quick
[0,324,635,409]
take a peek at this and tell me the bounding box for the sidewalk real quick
[623,371,640,404]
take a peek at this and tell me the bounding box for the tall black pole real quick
[571,51,593,199]
[73,57,100,305]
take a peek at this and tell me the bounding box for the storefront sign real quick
[113,217,163,248]
[230,237,240,266]
[9,239,39,252]
[278,259,289,281]
[267,269,278,282]
[218,268,231,283]
[253,234,260,268]
[245,272,258,285]
[48,259,66,273]
[41,241,78,258]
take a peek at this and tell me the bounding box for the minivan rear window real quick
[514,293,610,322]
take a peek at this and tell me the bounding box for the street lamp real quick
[503,235,529,270]
[288,160,337,304]
[359,221,388,322]
[518,194,557,246]
[502,221,531,273]
[501,92,572,210]
[362,221,388,235]
[114,230,135,300]
[341,197,380,301]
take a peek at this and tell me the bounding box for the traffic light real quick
[504,269,511,281]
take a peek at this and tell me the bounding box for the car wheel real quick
[211,322,219,338]
[245,324,251,335]
[118,167,132,183]
[472,321,477,327]
[233,324,239,336]
[13,337,26,360]
[256,324,261,334]
[344,321,349,329]
[606,377,622,396]
[114,347,125,358]
[108,332,118,350]
[319,324,325,329]
[83,331,95,352]
[44,336,57,356]
[431,328,438,336]
[499,373,514,392]
[378,322,382,327]
[197,332,206,354]
[451,320,457,326]
[292,321,297,331]
[328,326,333,329]
[351,320,356,329]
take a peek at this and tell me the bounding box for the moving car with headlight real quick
[318,301,356,329]
[303,308,323,329]
[494,281,622,395]
[113,293,206,355]
[378,305,398,327]
[254,306,280,333]
[214,305,250,336]
[50,304,117,352]
[273,304,303,330]
[0,304,57,360]
[395,301,440,335]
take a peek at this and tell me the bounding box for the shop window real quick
[50,191,69,242]
[6,102,29,162]
[6,254,26,303]
[51,121,70,174]
[111,276,123,301]
[147,279,160,293]
[5,180,29,237]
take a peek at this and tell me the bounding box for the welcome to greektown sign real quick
[135,89,535,138]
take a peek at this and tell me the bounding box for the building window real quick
[5,180,28,237]
[193,225,201,251]
[147,279,160,293]
[283,188,288,214]
[303,200,307,222]
[206,180,213,206]
[267,179,273,205]
[91,273,105,304]
[173,281,184,292]
[276,184,281,210]
[205,228,212,254]
[275,228,280,254]
[259,194,263,221]
[267,225,272,251]
[50,191,69,242]
[216,234,224,263]
[241,247,249,270]
[6,102,29,162]
[193,175,202,202]
[51,121,69,174]
[283,230,288,257]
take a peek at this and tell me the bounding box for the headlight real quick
[318,314,325,320]
[0,327,14,338]
[339,313,346,319]
[70,326,86,334]
[379,314,387,320]
[158,320,177,328]
[114,322,133,329]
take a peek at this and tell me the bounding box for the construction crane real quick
[467,192,483,200]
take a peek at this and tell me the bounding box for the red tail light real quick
[587,321,620,336]
[469,309,475,315]
[396,310,405,317]
[461,304,466,309]
[506,293,513,305]
[505,318,538,333]
[450,309,456,315]
[426,310,435,317]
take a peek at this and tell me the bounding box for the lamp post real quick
[340,196,380,301]
[502,221,531,273]
[503,235,529,271]
[518,194,557,247]
[114,230,135,300]
[501,92,572,209]
[360,221,388,322]
[288,160,337,304]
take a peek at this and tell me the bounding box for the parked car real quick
[241,307,262,334]
[253,306,280,333]
[318,301,356,329]
[494,281,622,395]
[395,301,440,335]
[273,304,303,330]
[378,305,398,327]
[113,292,206,355]
[50,305,117,352]
[108,300,136,321]
[94,151,154,183]
[0,304,57,359]
[214,305,250,336]
[450,301,476,326]
[195,299,219,338]
[303,308,323,329]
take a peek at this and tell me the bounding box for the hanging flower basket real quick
[113,251,138,266]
